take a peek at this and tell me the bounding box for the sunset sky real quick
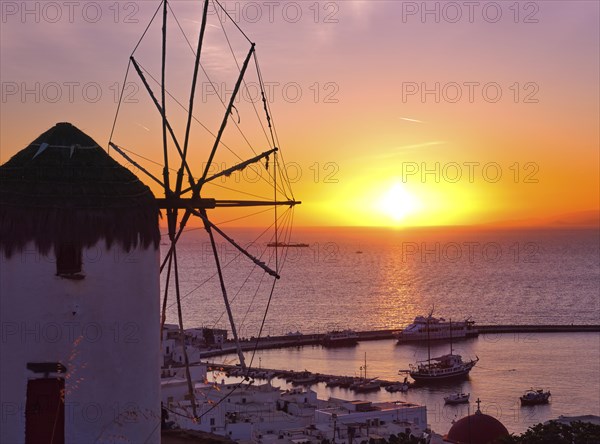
[1,0,598,228]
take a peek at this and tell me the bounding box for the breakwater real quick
[198,325,599,359]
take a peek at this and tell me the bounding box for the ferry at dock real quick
[322,329,359,347]
[396,314,478,342]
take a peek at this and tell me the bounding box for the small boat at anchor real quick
[351,379,381,393]
[326,376,354,388]
[290,371,318,386]
[520,388,551,405]
[385,377,410,393]
[444,392,470,404]
[350,353,381,392]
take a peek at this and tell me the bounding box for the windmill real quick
[108,0,301,419]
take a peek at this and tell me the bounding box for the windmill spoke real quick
[161,0,180,240]
[202,213,247,370]
[160,248,174,341]
[130,57,194,183]
[177,0,210,197]
[109,142,165,188]
[185,148,278,193]
[213,200,301,208]
[159,210,193,273]
[155,198,300,209]
[160,0,171,191]
[172,245,198,418]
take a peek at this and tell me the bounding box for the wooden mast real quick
[450,318,453,355]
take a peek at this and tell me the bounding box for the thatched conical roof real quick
[0,122,160,257]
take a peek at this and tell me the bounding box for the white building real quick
[161,372,428,444]
[0,123,161,443]
[313,398,427,443]
[163,379,313,442]
[278,387,318,418]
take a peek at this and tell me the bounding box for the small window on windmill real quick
[56,243,83,279]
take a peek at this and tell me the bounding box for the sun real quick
[376,183,422,223]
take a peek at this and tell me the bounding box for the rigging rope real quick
[217,14,272,151]
[188,275,279,422]
[254,54,295,200]
[213,0,253,45]
[237,271,268,334]
[131,0,164,57]
[108,61,132,155]
[254,52,276,149]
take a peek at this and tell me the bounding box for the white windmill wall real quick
[0,240,160,443]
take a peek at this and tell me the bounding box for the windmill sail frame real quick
[108,0,301,421]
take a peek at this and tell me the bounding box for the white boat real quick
[351,379,381,393]
[397,312,478,342]
[325,377,353,388]
[520,388,551,405]
[386,377,410,393]
[444,392,470,404]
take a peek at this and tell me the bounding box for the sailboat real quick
[350,353,381,392]
[405,318,478,382]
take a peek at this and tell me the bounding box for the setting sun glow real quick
[376,183,422,224]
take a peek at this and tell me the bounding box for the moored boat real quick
[444,392,470,404]
[397,313,478,342]
[326,376,354,388]
[350,379,381,393]
[267,242,309,248]
[290,371,318,386]
[385,377,410,393]
[408,353,479,382]
[322,330,359,347]
[520,388,551,405]
[349,352,381,392]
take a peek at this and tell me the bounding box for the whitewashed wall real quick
[0,241,160,443]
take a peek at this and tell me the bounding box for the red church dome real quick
[445,402,509,444]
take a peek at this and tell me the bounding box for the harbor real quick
[197,330,600,436]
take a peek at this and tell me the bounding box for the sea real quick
[161,226,600,435]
